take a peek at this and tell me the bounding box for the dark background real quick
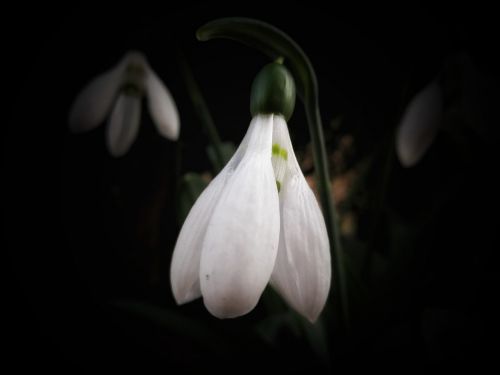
[5,2,499,372]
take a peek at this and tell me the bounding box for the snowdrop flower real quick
[69,50,179,157]
[395,80,443,167]
[170,62,331,322]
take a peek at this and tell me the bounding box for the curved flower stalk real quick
[395,80,443,167]
[171,62,330,323]
[69,51,180,157]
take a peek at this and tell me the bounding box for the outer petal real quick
[396,81,443,167]
[170,127,252,305]
[200,114,280,319]
[145,69,180,140]
[170,173,228,304]
[270,116,331,323]
[106,94,141,157]
[68,60,126,133]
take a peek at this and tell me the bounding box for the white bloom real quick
[69,51,179,157]
[396,80,443,167]
[170,114,331,322]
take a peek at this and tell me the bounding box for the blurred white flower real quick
[170,113,330,323]
[69,51,179,157]
[395,80,443,167]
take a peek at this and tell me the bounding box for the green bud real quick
[250,61,296,121]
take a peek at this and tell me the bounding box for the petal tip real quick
[172,290,198,306]
[170,269,202,305]
[202,293,258,319]
[305,313,320,324]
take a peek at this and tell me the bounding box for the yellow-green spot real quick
[272,143,288,160]
[272,143,280,156]
[280,148,288,160]
[276,180,281,192]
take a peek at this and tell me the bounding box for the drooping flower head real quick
[69,50,180,157]
[170,61,331,322]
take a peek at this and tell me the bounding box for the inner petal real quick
[271,116,290,191]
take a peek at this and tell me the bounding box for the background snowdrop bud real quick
[396,80,443,167]
[250,61,296,121]
[68,50,180,157]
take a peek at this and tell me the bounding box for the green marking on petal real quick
[280,148,288,160]
[272,143,281,156]
[276,180,281,192]
[272,143,288,160]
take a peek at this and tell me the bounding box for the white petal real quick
[170,173,228,304]
[106,94,141,157]
[68,60,126,133]
[145,69,180,140]
[170,127,252,305]
[396,81,443,167]
[270,116,331,323]
[200,114,280,319]
[272,175,331,323]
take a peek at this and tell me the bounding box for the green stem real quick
[177,53,226,172]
